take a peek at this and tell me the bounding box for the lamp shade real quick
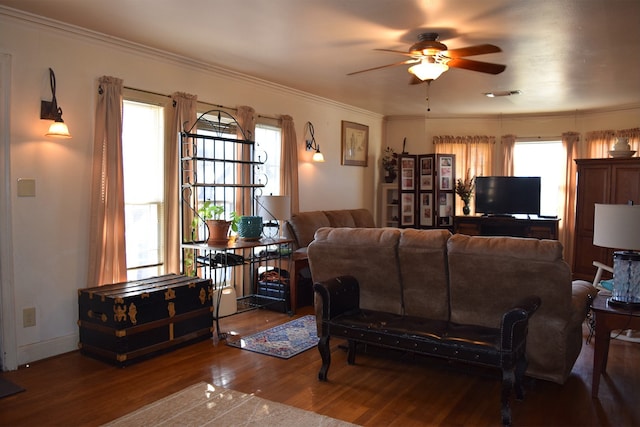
[45,120,72,138]
[257,195,291,221]
[312,151,325,162]
[593,204,640,251]
[408,60,449,81]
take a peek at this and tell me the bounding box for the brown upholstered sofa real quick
[307,227,597,385]
[284,209,376,252]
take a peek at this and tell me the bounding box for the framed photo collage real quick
[398,153,455,229]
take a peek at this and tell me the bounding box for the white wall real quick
[0,10,383,367]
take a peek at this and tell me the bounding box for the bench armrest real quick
[501,295,541,350]
[313,275,360,321]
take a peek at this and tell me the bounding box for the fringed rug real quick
[227,315,319,359]
[102,382,357,426]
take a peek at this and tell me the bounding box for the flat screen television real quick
[474,176,541,216]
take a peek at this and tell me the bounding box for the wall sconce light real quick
[40,68,71,138]
[304,121,324,162]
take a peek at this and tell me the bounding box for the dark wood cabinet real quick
[454,215,559,239]
[572,158,640,281]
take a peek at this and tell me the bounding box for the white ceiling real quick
[2,0,639,117]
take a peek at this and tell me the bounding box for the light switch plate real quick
[17,178,36,197]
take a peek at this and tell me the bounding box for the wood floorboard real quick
[0,306,638,426]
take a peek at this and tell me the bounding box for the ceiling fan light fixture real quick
[408,60,449,81]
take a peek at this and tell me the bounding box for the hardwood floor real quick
[1,306,638,426]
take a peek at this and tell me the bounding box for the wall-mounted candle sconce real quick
[40,68,71,138]
[304,121,324,162]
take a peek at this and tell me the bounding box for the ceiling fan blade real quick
[445,44,501,58]
[447,58,506,74]
[347,59,418,76]
[373,48,417,57]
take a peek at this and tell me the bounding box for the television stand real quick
[454,215,559,240]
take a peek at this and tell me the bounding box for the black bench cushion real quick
[326,309,506,366]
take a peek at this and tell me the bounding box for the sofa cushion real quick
[349,209,376,227]
[308,227,403,314]
[447,234,570,328]
[325,210,356,228]
[287,211,330,248]
[398,229,452,321]
[446,233,575,383]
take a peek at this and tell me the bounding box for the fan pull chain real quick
[425,80,432,112]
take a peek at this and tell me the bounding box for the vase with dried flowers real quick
[455,170,475,215]
[382,147,398,183]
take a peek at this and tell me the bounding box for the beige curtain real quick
[279,115,300,214]
[561,132,580,266]
[586,128,640,157]
[87,76,127,287]
[585,130,615,158]
[616,127,640,151]
[165,92,197,274]
[501,134,517,176]
[236,106,256,216]
[434,135,495,215]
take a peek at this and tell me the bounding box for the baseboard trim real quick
[18,332,78,366]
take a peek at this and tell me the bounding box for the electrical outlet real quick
[23,307,36,328]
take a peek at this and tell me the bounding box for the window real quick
[192,114,281,213]
[122,102,281,281]
[513,140,564,217]
[122,100,165,280]
[255,123,282,196]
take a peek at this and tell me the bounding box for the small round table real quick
[591,293,640,398]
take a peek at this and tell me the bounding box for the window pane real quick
[255,124,281,196]
[122,101,164,203]
[124,203,162,277]
[513,141,564,217]
[122,100,165,279]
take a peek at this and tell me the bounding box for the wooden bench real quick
[314,275,540,427]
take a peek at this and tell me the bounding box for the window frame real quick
[122,89,171,280]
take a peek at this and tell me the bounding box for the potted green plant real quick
[197,201,239,244]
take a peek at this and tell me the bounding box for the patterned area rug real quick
[227,315,319,359]
[102,382,357,426]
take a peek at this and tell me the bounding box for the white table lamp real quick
[257,195,291,238]
[593,203,640,309]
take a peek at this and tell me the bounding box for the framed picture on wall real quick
[341,121,368,166]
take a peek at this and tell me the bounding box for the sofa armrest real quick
[313,275,360,322]
[570,280,598,325]
[501,295,541,350]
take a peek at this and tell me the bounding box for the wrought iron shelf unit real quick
[179,110,293,337]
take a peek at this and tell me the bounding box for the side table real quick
[591,293,640,398]
[288,252,310,314]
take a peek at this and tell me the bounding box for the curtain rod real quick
[123,86,279,121]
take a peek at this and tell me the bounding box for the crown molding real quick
[0,6,382,121]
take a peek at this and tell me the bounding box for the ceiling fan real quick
[348,32,506,83]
